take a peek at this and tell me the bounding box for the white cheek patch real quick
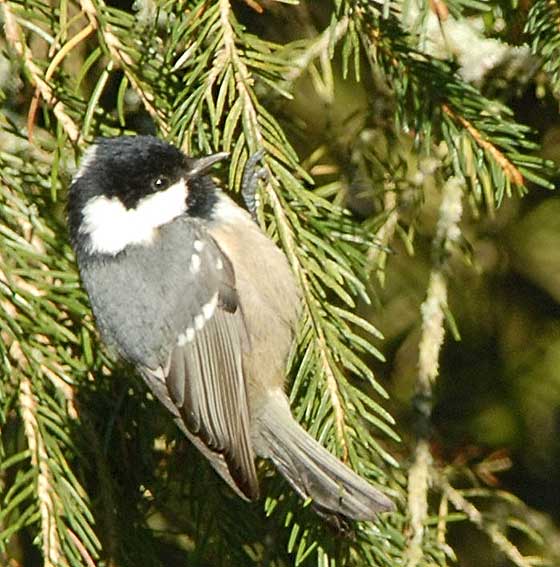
[80,179,188,255]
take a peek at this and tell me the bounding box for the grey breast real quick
[80,217,220,370]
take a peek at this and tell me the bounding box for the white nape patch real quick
[202,293,218,320]
[73,145,99,181]
[193,239,204,252]
[81,179,188,255]
[215,258,223,271]
[190,253,201,274]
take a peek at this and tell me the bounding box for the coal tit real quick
[68,136,393,520]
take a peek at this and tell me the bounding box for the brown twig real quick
[66,528,97,567]
[242,0,263,14]
[429,0,449,21]
[27,22,95,141]
[443,104,524,186]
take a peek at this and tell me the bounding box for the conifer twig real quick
[19,376,65,567]
[285,17,349,83]
[442,104,524,186]
[368,189,399,282]
[66,528,97,567]
[1,0,81,143]
[527,0,560,96]
[439,479,534,567]
[219,0,261,148]
[218,0,350,456]
[79,0,167,132]
[405,178,463,566]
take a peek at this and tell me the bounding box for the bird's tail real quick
[254,392,394,521]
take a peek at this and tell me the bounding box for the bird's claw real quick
[241,150,268,222]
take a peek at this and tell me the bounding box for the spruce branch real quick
[348,2,553,207]
[267,184,349,456]
[216,0,364,471]
[173,0,396,465]
[0,142,102,566]
[164,2,399,561]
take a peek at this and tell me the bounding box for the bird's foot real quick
[241,150,267,222]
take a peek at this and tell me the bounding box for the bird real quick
[67,135,393,521]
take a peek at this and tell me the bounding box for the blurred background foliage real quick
[1,0,560,566]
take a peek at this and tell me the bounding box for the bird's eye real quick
[152,175,169,190]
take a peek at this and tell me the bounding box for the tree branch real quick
[218,0,350,455]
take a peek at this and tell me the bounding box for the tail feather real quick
[256,394,394,521]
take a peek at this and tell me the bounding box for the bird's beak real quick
[188,152,229,177]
